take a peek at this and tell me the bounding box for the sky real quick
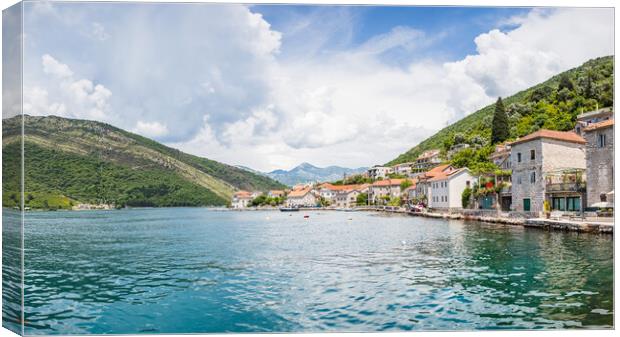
[19,2,614,172]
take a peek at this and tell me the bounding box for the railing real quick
[546,182,586,193]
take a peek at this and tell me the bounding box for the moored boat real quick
[279,207,300,212]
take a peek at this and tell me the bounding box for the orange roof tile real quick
[287,187,312,198]
[428,168,467,182]
[584,119,614,131]
[234,191,253,198]
[372,178,411,187]
[511,129,585,145]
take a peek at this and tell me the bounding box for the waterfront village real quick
[232,107,614,233]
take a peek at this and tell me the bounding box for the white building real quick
[414,164,455,204]
[231,191,253,209]
[391,162,414,176]
[367,166,394,180]
[285,187,317,207]
[414,149,442,172]
[428,168,475,210]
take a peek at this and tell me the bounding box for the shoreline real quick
[4,206,613,234]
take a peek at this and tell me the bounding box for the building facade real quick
[414,149,442,172]
[392,162,414,176]
[583,119,614,207]
[367,166,394,180]
[231,191,253,209]
[510,130,586,214]
[428,168,474,210]
[575,107,613,135]
[368,179,407,204]
[285,187,317,207]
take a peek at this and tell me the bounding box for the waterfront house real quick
[268,190,286,198]
[367,165,394,180]
[575,107,613,135]
[428,168,474,211]
[414,164,456,204]
[231,191,253,209]
[414,149,442,172]
[510,129,586,214]
[285,187,317,207]
[583,119,614,207]
[368,179,410,205]
[317,183,366,204]
[333,184,369,208]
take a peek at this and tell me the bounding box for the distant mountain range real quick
[263,162,368,186]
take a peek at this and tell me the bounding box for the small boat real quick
[303,215,310,218]
[279,207,299,212]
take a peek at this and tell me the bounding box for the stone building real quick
[575,107,613,135]
[510,129,586,214]
[583,119,614,207]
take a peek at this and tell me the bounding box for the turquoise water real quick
[9,208,614,333]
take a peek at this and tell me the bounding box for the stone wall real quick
[511,138,586,213]
[584,126,614,206]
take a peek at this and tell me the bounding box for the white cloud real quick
[132,121,169,138]
[23,4,613,171]
[25,54,113,121]
[42,53,73,78]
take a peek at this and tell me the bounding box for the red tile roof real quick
[510,129,586,145]
[234,191,253,199]
[584,119,614,131]
[428,168,467,182]
[372,178,411,187]
[287,187,312,198]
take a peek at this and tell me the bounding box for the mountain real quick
[266,162,368,186]
[2,115,286,209]
[387,56,614,166]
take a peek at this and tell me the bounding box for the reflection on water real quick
[22,209,613,334]
[3,209,22,334]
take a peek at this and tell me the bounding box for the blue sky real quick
[20,2,613,171]
[254,5,528,61]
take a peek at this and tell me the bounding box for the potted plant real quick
[543,200,551,219]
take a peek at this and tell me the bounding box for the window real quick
[552,197,566,211]
[530,149,535,160]
[530,172,536,183]
[517,175,522,185]
[567,197,581,211]
[517,153,522,162]
[598,133,606,148]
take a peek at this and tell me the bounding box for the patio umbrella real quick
[591,201,614,208]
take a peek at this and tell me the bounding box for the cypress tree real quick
[491,97,509,144]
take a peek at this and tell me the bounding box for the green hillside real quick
[2,115,285,209]
[387,56,614,167]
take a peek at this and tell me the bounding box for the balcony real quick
[546,182,586,193]
[544,169,586,194]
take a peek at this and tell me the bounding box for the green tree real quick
[461,187,472,208]
[356,192,368,206]
[400,180,413,191]
[558,73,575,92]
[491,97,509,144]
